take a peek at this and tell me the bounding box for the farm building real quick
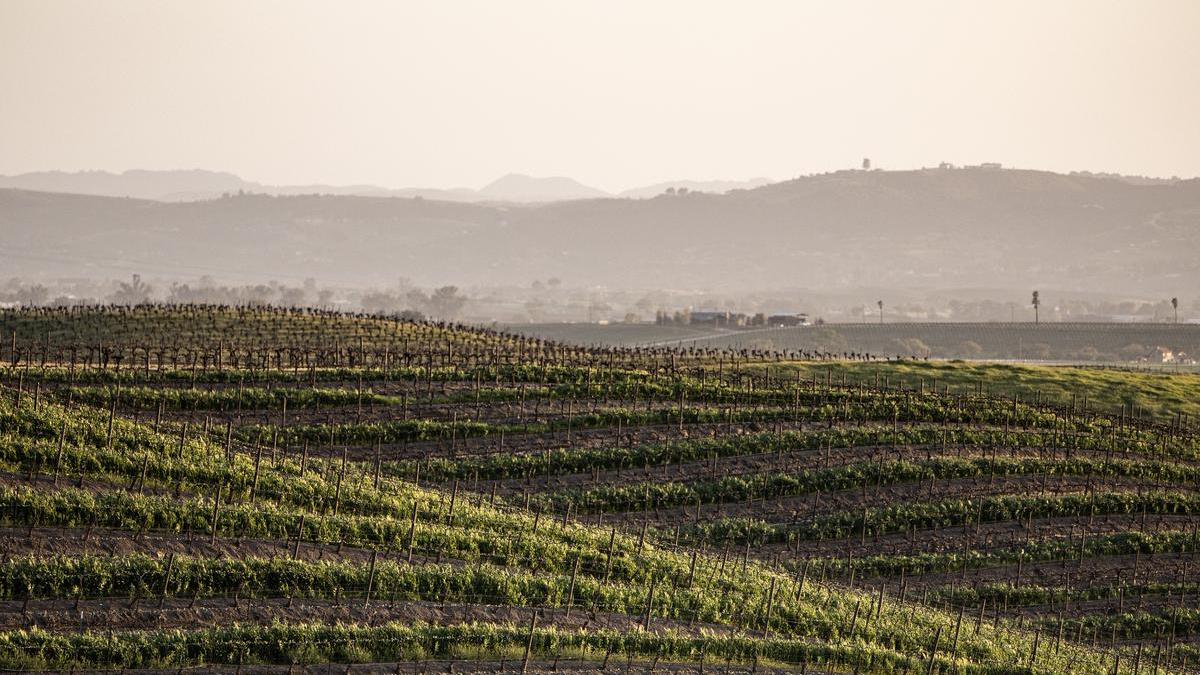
[767,313,809,327]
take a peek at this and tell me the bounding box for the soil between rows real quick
[1,596,731,637]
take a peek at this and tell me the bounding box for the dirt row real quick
[303,420,819,463]
[133,396,675,428]
[0,596,731,638]
[26,661,821,675]
[0,526,454,568]
[269,419,1114,465]
[1009,592,1200,622]
[601,474,1184,527]
[489,442,1198,497]
[885,552,1198,593]
[765,513,1200,559]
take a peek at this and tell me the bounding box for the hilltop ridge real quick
[2,167,1198,294]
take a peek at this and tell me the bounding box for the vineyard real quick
[0,305,1198,673]
[511,322,1200,366]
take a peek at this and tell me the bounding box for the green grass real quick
[748,360,1200,422]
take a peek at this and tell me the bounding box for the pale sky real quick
[2,0,1199,192]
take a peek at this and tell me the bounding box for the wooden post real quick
[105,383,119,449]
[763,577,777,637]
[642,577,657,630]
[364,550,378,606]
[333,447,347,515]
[406,505,419,563]
[292,515,305,560]
[565,556,579,618]
[250,445,263,502]
[210,483,223,545]
[603,527,616,584]
[159,552,175,608]
[926,625,942,675]
[52,421,66,486]
[950,605,964,661]
[1029,628,1041,669]
[521,610,538,674]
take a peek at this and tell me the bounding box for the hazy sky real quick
[2,0,1199,192]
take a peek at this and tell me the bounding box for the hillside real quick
[479,173,609,202]
[2,167,1199,293]
[0,305,1196,672]
[510,322,1200,364]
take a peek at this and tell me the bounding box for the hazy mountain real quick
[618,177,774,198]
[0,169,249,201]
[0,169,609,203]
[477,173,609,202]
[3,167,1198,295]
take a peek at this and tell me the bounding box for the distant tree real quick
[404,289,430,310]
[109,274,153,305]
[1026,342,1052,360]
[891,337,930,359]
[278,287,308,307]
[16,284,49,306]
[1120,343,1149,361]
[876,300,883,324]
[360,291,401,314]
[243,284,272,306]
[1031,291,1040,325]
[956,340,984,358]
[427,286,467,319]
[165,283,195,304]
[1172,297,1179,323]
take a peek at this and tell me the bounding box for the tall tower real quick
[862,157,871,170]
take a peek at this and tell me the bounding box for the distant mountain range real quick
[0,169,772,203]
[2,167,1197,296]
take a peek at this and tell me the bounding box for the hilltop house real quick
[766,314,809,327]
[1144,346,1194,364]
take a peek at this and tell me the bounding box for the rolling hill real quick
[0,305,1196,672]
[2,167,1199,294]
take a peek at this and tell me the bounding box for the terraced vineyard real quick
[0,305,1197,673]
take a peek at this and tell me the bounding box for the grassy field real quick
[507,321,1200,363]
[744,360,1200,422]
[0,306,1196,673]
[498,321,725,346]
